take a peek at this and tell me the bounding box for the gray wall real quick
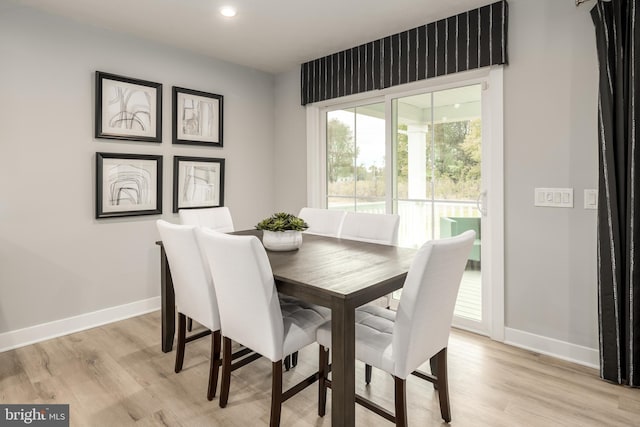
[273,0,600,350]
[0,0,600,354]
[0,6,276,333]
[503,0,598,348]
[274,69,307,213]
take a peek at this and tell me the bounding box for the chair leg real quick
[435,348,451,422]
[429,355,438,390]
[207,330,221,401]
[291,351,298,367]
[365,364,372,385]
[270,360,283,427]
[394,376,408,427]
[187,317,193,332]
[219,337,233,408]
[318,346,329,417]
[175,313,186,373]
[284,355,291,371]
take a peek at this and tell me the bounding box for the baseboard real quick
[0,296,161,353]
[504,327,599,369]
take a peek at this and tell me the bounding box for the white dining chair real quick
[179,206,235,232]
[316,230,476,425]
[339,211,400,245]
[156,220,221,401]
[179,207,234,331]
[196,228,330,427]
[298,207,346,237]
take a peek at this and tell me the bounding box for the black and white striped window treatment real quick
[300,0,508,105]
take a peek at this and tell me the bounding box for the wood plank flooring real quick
[1,311,638,426]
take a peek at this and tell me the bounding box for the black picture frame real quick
[173,156,225,213]
[95,71,162,142]
[96,152,163,218]
[172,86,223,147]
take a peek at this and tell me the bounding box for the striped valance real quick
[300,0,508,105]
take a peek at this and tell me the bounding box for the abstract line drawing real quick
[107,86,152,132]
[107,164,152,206]
[173,156,225,213]
[96,152,163,218]
[181,98,214,137]
[95,71,162,142]
[172,87,223,146]
[181,164,218,204]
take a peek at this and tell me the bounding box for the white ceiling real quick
[8,0,493,74]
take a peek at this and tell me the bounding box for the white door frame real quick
[306,67,505,341]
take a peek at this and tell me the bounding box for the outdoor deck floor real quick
[454,268,482,321]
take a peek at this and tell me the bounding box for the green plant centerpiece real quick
[256,212,308,251]
[256,212,309,232]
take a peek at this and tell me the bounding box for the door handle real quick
[476,191,488,216]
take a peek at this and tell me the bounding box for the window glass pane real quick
[397,200,432,248]
[393,94,433,201]
[327,197,355,211]
[327,108,356,201]
[327,103,385,212]
[432,85,481,201]
[355,103,386,201]
[355,199,385,214]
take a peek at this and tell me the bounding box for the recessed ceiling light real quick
[220,6,237,17]
[454,103,461,109]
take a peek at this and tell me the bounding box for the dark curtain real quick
[592,0,640,386]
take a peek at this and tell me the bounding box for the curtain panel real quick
[592,0,640,387]
[300,0,508,105]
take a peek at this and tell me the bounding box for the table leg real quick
[160,246,175,353]
[331,299,356,426]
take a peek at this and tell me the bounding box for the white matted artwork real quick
[96,152,163,218]
[172,87,223,146]
[95,72,162,142]
[173,156,225,212]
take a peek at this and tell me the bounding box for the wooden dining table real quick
[157,229,416,427]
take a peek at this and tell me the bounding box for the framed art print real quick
[96,152,163,218]
[173,156,225,212]
[172,86,223,146]
[95,71,162,142]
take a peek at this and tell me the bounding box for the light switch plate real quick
[535,188,574,208]
[584,189,598,209]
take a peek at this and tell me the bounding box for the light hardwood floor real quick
[1,311,638,426]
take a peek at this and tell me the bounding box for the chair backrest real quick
[392,230,475,378]
[298,207,346,237]
[179,207,234,233]
[339,212,400,245]
[156,220,220,331]
[196,228,284,362]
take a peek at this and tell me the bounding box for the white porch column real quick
[403,124,429,247]
[407,124,428,199]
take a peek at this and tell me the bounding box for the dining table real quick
[157,229,416,427]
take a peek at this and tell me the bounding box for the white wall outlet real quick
[534,188,574,208]
[584,189,598,209]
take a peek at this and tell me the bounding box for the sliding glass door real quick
[324,82,490,333]
[392,85,484,326]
